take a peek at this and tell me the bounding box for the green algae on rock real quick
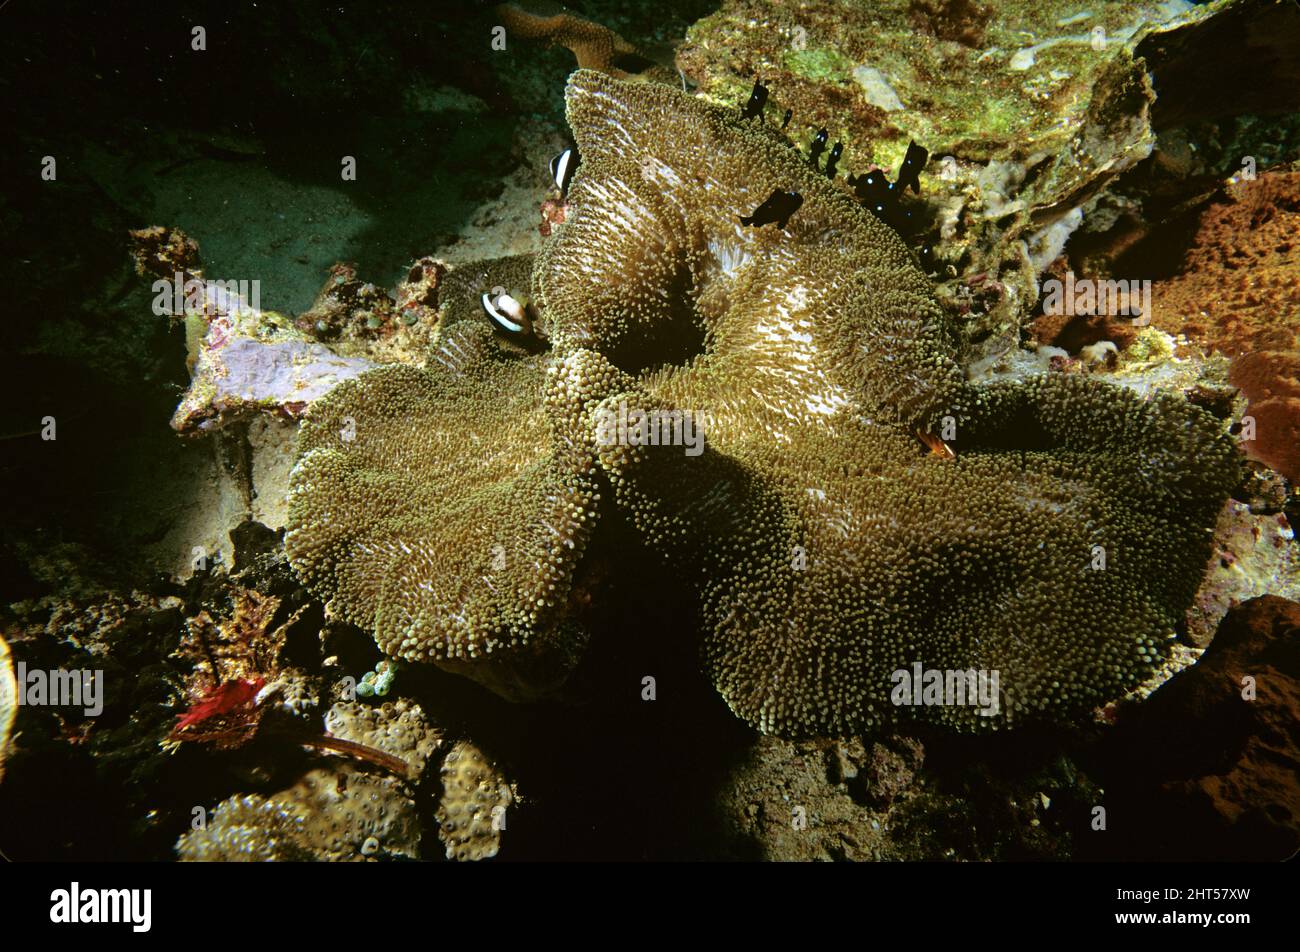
[285,68,1241,739]
[674,0,1282,362]
[676,0,1195,169]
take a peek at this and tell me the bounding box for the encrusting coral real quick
[1147,169,1300,481]
[177,700,441,861]
[286,69,1241,738]
[436,739,514,861]
[177,765,424,862]
[324,699,442,779]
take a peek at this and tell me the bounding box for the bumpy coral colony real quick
[286,70,1240,738]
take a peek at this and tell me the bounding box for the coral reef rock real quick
[177,765,422,862]
[324,699,443,779]
[1148,168,1300,482]
[178,698,443,861]
[676,0,1300,366]
[1102,596,1300,861]
[435,739,514,862]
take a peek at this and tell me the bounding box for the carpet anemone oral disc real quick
[285,69,1241,738]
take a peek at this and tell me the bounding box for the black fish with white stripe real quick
[482,290,534,337]
[550,145,578,195]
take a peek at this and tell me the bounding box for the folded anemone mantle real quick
[285,70,1239,738]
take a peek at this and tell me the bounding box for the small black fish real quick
[846,169,891,207]
[887,204,919,232]
[824,141,843,179]
[740,79,769,121]
[840,139,933,238]
[739,189,803,229]
[808,128,829,169]
[917,244,937,272]
[550,145,578,194]
[780,108,792,130]
[896,140,928,196]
